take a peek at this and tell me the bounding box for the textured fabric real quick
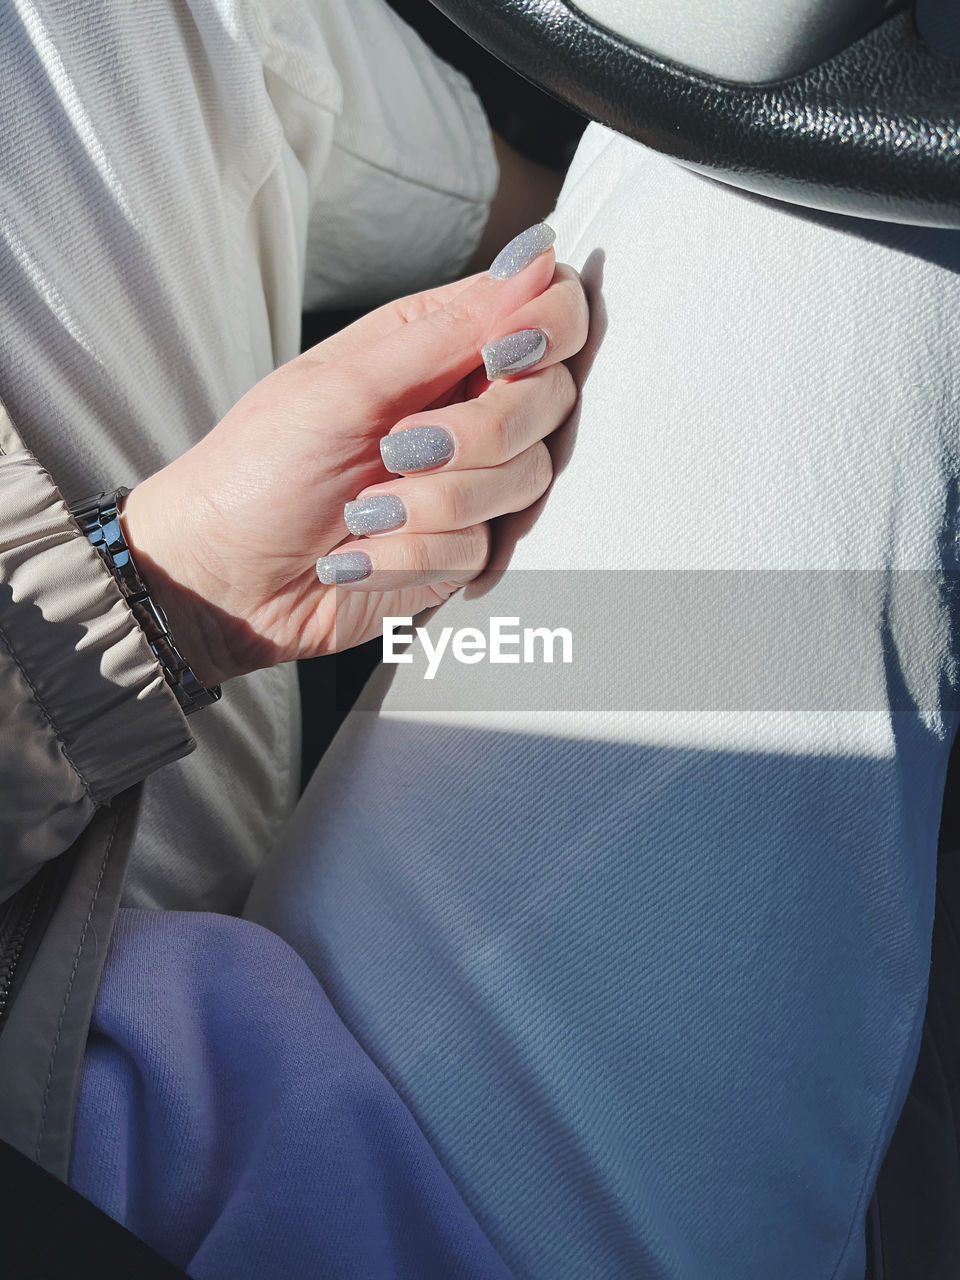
[247,128,960,1279]
[71,909,511,1280]
[0,442,190,900]
[0,0,496,910]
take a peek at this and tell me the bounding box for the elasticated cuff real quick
[0,450,194,803]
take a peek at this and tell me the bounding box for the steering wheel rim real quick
[428,0,960,228]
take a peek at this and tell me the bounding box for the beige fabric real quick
[0,0,496,1181]
[0,0,496,911]
[0,438,191,901]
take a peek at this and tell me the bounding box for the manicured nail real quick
[316,551,372,585]
[344,494,406,536]
[488,223,556,278]
[380,426,454,473]
[482,328,547,380]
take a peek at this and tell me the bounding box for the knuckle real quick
[423,301,466,347]
[563,289,589,340]
[396,536,433,578]
[460,522,491,567]
[489,408,515,462]
[431,479,464,530]
[390,292,431,326]
[470,395,513,462]
[550,361,578,414]
[524,441,554,495]
[557,262,587,302]
[555,268,589,339]
[436,290,484,332]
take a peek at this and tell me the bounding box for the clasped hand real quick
[122,233,588,687]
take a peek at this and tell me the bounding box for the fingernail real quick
[380,426,454,473]
[344,494,406,536]
[482,328,547,380]
[488,223,556,278]
[316,550,372,585]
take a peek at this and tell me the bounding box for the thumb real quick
[337,237,556,417]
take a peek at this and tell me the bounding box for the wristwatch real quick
[70,487,222,715]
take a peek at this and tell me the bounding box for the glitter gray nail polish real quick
[344,494,406,536]
[482,328,547,381]
[380,426,454,473]
[488,223,556,279]
[315,550,373,585]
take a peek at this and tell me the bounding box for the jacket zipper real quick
[0,870,49,1033]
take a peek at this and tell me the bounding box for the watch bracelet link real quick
[70,487,222,715]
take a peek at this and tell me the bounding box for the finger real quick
[307,273,487,365]
[312,223,559,365]
[480,264,588,381]
[323,244,558,423]
[344,441,553,537]
[379,361,577,475]
[315,524,490,592]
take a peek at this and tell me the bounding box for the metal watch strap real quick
[70,487,222,715]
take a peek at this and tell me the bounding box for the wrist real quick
[116,482,229,692]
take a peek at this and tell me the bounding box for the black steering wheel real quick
[429,0,960,227]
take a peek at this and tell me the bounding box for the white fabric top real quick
[249,125,960,1278]
[0,0,496,909]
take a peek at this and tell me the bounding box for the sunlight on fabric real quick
[0,219,98,360]
[12,0,136,223]
[380,708,898,758]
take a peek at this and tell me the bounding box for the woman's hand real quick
[122,226,588,687]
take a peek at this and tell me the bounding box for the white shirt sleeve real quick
[253,0,499,311]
